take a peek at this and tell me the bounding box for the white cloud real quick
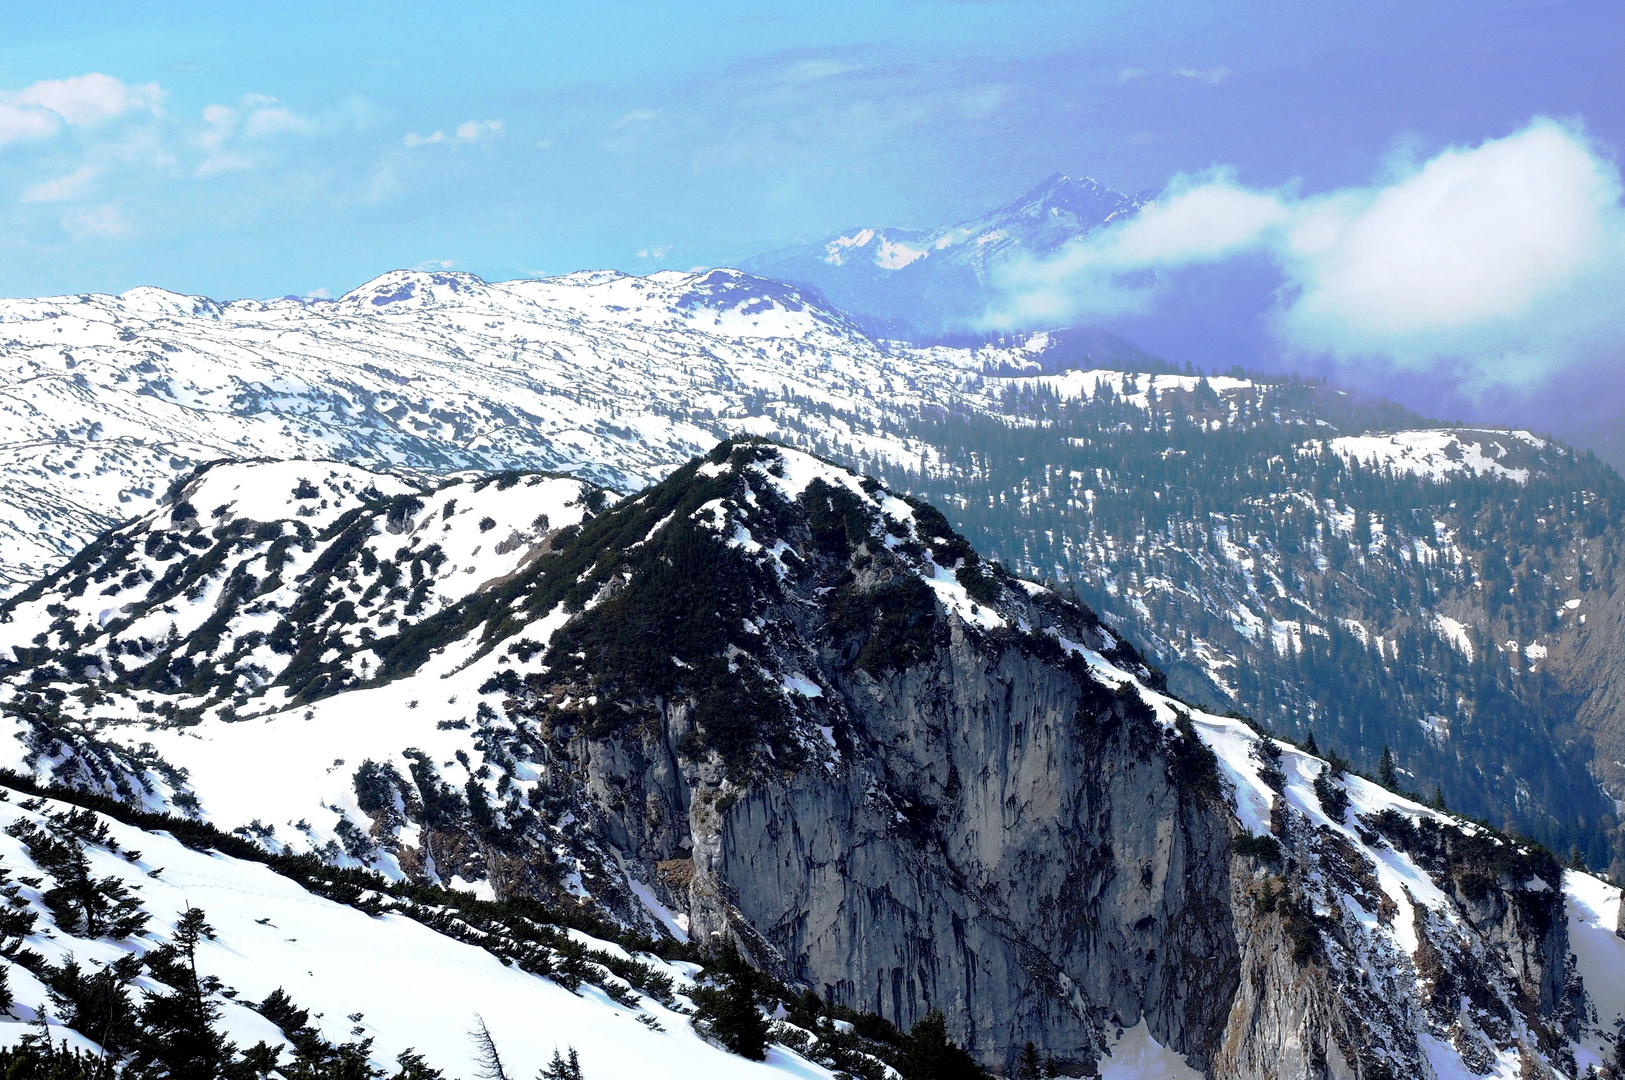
[242,105,319,139]
[636,246,671,259]
[782,59,859,83]
[193,94,323,174]
[11,73,162,126]
[405,119,501,147]
[0,73,162,147]
[989,118,1625,390]
[455,119,502,141]
[414,259,455,270]
[0,103,59,147]
[21,165,99,203]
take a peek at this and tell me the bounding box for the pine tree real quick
[470,1016,510,1080]
[394,1048,446,1080]
[900,1010,986,1080]
[129,906,238,1080]
[1303,730,1319,756]
[42,953,142,1062]
[6,820,146,940]
[1377,746,1397,789]
[695,962,769,1061]
[538,1047,584,1080]
[1430,785,1448,811]
[1017,1041,1042,1080]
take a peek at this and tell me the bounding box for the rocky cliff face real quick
[508,442,1241,1069]
[0,441,1618,1078]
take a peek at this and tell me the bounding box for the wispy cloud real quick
[609,108,657,130]
[455,119,502,141]
[988,118,1625,392]
[21,166,99,203]
[194,94,326,175]
[60,202,128,240]
[781,59,860,83]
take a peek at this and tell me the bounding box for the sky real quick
[2,1,1622,453]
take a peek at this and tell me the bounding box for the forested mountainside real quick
[7,265,1625,877]
[869,374,1625,867]
[2,442,1624,1080]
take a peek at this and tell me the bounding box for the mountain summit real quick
[743,174,1145,332]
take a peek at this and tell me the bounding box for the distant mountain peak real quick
[743,172,1145,332]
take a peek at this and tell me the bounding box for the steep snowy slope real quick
[0,442,1621,1078]
[0,781,843,1079]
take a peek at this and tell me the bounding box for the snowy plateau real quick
[0,265,1057,592]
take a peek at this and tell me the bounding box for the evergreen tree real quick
[693,960,769,1061]
[128,906,238,1080]
[1430,786,1448,811]
[470,1016,510,1080]
[394,1049,446,1080]
[1377,746,1397,789]
[1303,730,1319,756]
[1017,1041,1042,1080]
[5,820,147,940]
[900,1010,986,1080]
[43,953,143,1062]
[538,1047,584,1080]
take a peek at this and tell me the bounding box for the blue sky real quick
[4,1,1617,301]
[5,0,1625,451]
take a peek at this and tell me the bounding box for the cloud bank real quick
[989,119,1625,393]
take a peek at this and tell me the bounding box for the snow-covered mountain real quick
[742,174,1146,332]
[4,266,1623,867]
[2,442,1623,1080]
[0,266,1053,592]
[6,266,1625,877]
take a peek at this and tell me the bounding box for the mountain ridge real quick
[0,441,1622,1080]
[6,264,1625,882]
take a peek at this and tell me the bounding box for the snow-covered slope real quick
[0,782,840,1080]
[0,442,1620,1078]
[1320,429,1551,485]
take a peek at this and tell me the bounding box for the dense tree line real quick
[856,377,1625,862]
